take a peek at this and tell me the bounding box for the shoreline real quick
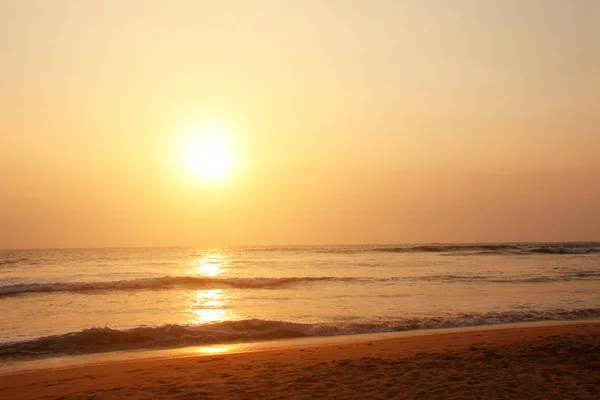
[1,317,599,375]
[1,320,598,399]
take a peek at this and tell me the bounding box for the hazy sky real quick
[1,1,599,249]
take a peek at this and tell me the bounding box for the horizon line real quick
[2,240,600,252]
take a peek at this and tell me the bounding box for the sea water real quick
[1,243,599,360]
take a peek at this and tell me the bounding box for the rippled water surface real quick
[1,243,599,359]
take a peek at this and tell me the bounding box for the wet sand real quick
[1,322,598,399]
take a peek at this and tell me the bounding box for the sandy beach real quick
[1,322,598,399]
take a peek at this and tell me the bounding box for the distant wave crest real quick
[2,269,600,298]
[372,243,600,255]
[1,308,598,360]
[0,276,345,297]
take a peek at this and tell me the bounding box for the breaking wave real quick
[3,269,600,298]
[1,308,598,360]
[372,243,600,255]
[0,276,347,297]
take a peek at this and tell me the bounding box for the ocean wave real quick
[528,246,600,255]
[373,244,519,253]
[1,308,598,360]
[372,243,600,255]
[2,270,599,298]
[0,276,347,297]
[248,244,600,256]
[0,257,31,267]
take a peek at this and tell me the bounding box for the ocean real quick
[1,243,599,361]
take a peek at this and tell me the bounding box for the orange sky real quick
[1,1,599,249]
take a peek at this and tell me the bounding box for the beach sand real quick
[1,322,598,399]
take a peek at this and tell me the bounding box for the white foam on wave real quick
[1,308,598,360]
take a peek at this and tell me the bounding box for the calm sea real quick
[1,243,599,360]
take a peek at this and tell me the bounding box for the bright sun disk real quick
[185,134,233,181]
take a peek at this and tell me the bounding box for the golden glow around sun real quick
[185,133,234,181]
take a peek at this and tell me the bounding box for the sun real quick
[185,133,233,181]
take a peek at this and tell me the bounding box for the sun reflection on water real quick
[187,345,237,355]
[188,289,231,323]
[186,251,234,324]
[187,252,230,277]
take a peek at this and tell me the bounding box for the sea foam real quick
[1,308,598,360]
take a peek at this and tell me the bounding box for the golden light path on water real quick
[185,252,234,324]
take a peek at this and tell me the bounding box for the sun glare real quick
[185,133,233,181]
